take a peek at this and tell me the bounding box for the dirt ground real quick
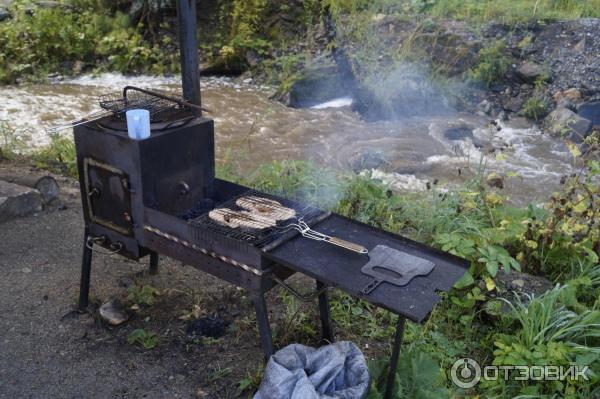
[0,164,278,398]
[0,162,389,399]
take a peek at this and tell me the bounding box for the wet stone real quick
[443,127,473,141]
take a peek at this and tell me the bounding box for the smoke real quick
[352,62,462,122]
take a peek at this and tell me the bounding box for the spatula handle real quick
[328,236,369,254]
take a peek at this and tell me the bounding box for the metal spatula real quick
[360,245,435,295]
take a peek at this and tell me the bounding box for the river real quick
[0,73,574,204]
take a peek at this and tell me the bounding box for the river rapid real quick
[0,73,575,204]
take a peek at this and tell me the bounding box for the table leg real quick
[317,280,334,342]
[253,292,274,360]
[78,228,93,311]
[384,316,406,399]
[148,251,159,275]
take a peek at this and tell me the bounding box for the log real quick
[0,173,59,204]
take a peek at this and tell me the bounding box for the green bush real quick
[0,2,178,83]
[467,41,509,88]
[522,96,550,120]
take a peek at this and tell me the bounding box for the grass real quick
[467,40,510,88]
[412,0,600,24]
[522,96,550,120]
[127,329,159,349]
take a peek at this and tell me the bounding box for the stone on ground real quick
[515,61,546,83]
[99,299,129,326]
[0,180,42,223]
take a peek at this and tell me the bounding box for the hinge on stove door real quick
[269,275,329,303]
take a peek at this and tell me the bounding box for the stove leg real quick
[78,229,93,311]
[384,317,406,399]
[148,252,159,275]
[317,281,334,343]
[253,292,274,360]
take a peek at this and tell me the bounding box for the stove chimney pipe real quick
[177,0,201,115]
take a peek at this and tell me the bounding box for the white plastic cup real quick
[126,109,151,140]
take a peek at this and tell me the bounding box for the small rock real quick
[99,299,129,326]
[577,101,600,127]
[486,174,504,189]
[22,267,32,273]
[242,77,253,84]
[0,7,10,22]
[573,38,586,53]
[515,61,546,83]
[503,97,524,113]
[553,88,583,108]
[511,279,525,288]
[245,50,261,68]
[477,100,493,115]
[545,107,593,142]
[0,180,43,223]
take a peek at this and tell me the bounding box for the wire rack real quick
[186,190,330,250]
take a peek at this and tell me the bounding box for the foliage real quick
[522,96,550,120]
[127,284,160,307]
[127,329,159,349]
[329,292,396,339]
[490,285,600,396]
[409,0,600,23]
[237,365,265,395]
[32,134,77,177]
[0,120,31,158]
[0,1,178,83]
[367,348,450,398]
[467,40,510,88]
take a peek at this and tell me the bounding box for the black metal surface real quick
[360,245,436,295]
[317,281,334,342]
[253,293,274,360]
[84,158,133,236]
[149,252,159,275]
[186,190,329,250]
[177,0,201,112]
[265,214,469,323]
[385,317,406,399]
[78,228,92,310]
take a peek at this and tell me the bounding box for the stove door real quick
[84,158,134,236]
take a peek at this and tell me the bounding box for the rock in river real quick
[544,107,592,142]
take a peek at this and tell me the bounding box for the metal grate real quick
[186,190,330,250]
[98,88,185,123]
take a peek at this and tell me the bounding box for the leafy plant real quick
[127,284,159,307]
[127,329,159,349]
[367,348,449,398]
[477,245,521,277]
[237,365,265,394]
[522,96,549,120]
[32,134,77,177]
[467,41,509,88]
[0,121,31,158]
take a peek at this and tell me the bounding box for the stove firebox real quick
[74,116,214,258]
